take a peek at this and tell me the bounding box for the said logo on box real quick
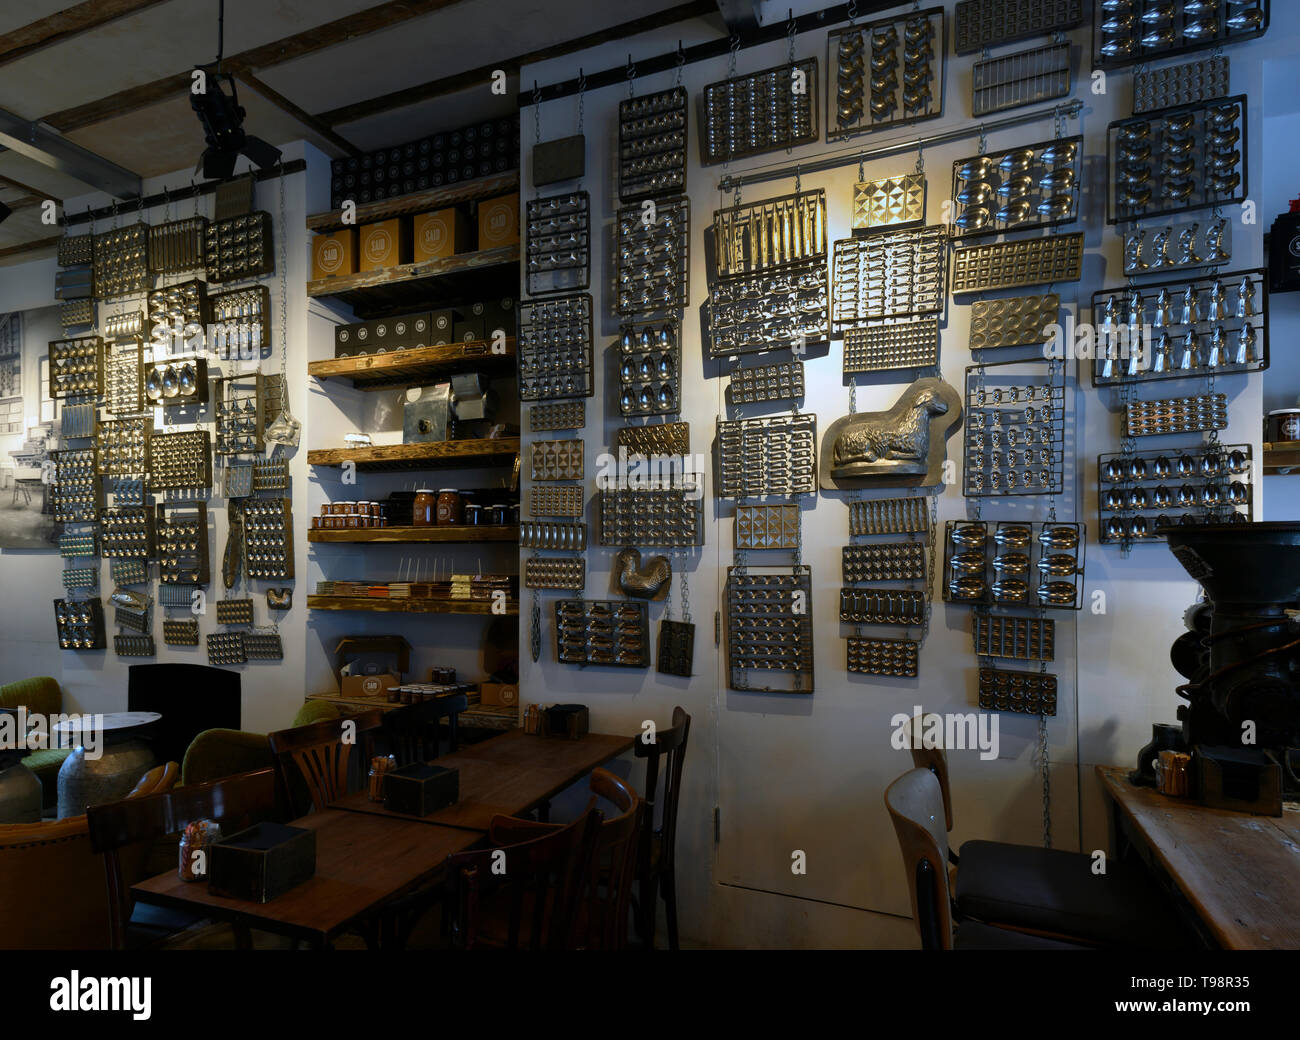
[484,202,512,241]
[364,229,392,263]
[318,240,344,274]
[422,222,446,252]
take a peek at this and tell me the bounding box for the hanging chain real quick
[794,163,801,194]
[627,54,636,99]
[680,561,691,624]
[675,40,685,86]
[915,141,925,176]
[1039,713,1052,848]
[978,124,988,155]
[276,165,288,409]
[923,491,938,639]
[664,550,674,620]
[576,69,585,135]
[1054,104,1065,140]
[857,152,865,181]
[530,584,541,662]
[162,187,171,225]
[847,0,858,24]
[787,8,797,66]
[533,81,542,146]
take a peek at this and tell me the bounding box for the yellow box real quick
[477,193,519,249]
[359,218,411,272]
[413,208,472,262]
[341,672,401,698]
[311,229,358,280]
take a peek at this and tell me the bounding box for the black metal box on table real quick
[540,703,590,740]
[383,763,460,817]
[207,821,316,903]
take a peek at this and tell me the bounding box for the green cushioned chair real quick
[0,677,73,810]
[180,701,342,786]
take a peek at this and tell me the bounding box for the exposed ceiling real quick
[0,0,720,264]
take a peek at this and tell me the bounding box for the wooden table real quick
[331,729,635,832]
[1098,766,1300,949]
[131,809,479,947]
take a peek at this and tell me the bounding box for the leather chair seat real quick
[955,920,1092,950]
[955,839,1185,949]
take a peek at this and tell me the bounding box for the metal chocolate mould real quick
[242,498,293,579]
[657,619,695,678]
[114,600,150,635]
[1090,270,1267,386]
[850,497,929,536]
[972,42,1070,117]
[207,631,247,666]
[111,477,146,507]
[100,507,154,559]
[58,234,94,267]
[843,316,939,375]
[617,321,680,417]
[54,448,102,523]
[103,338,143,415]
[215,373,266,455]
[526,191,589,297]
[833,225,946,323]
[163,618,200,646]
[157,502,209,585]
[529,485,583,518]
[964,361,1064,497]
[98,417,150,477]
[518,293,593,401]
[93,224,151,299]
[839,588,924,625]
[853,173,926,233]
[62,567,97,590]
[224,464,252,499]
[519,521,587,550]
[215,598,254,626]
[735,504,800,550]
[60,299,95,333]
[149,217,207,275]
[616,197,689,316]
[950,136,1080,239]
[205,212,273,284]
[530,401,585,432]
[847,636,919,677]
[979,667,1057,716]
[955,0,1083,54]
[727,566,814,693]
[49,336,102,398]
[1134,56,1229,114]
[529,438,583,481]
[943,520,1083,610]
[210,286,270,360]
[114,635,155,658]
[969,294,1059,352]
[556,599,649,667]
[1107,97,1246,224]
[252,458,289,491]
[150,430,212,491]
[712,189,827,280]
[619,87,688,203]
[1098,444,1252,544]
[145,356,208,407]
[951,233,1084,295]
[599,486,703,548]
[54,598,106,650]
[701,58,818,165]
[727,361,804,405]
[1125,393,1227,438]
[617,421,690,457]
[149,280,208,348]
[1123,217,1230,277]
[243,632,284,660]
[60,532,97,558]
[707,260,829,357]
[828,7,944,140]
[524,557,585,590]
[158,585,196,608]
[103,311,145,341]
[973,613,1055,661]
[843,543,926,583]
[111,559,148,585]
[1095,0,1268,70]
[716,413,817,498]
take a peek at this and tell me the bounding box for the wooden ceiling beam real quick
[0,234,61,260]
[0,0,172,68]
[41,0,474,134]
[228,65,362,157]
[317,0,718,127]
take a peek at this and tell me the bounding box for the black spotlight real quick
[190,64,281,181]
[0,201,10,226]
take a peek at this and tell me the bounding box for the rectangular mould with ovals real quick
[1094,1,1267,71]
[951,233,1084,295]
[954,0,1083,55]
[843,543,926,583]
[972,613,1055,661]
[518,293,593,401]
[847,636,919,677]
[979,666,1057,716]
[949,135,1081,239]
[524,557,585,590]
[556,599,649,667]
[599,487,704,547]
[849,496,930,537]
[700,58,818,165]
[716,413,817,499]
[969,294,1060,351]
[838,588,925,625]
[727,565,814,693]
[843,316,939,375]
[943,520,1084,610]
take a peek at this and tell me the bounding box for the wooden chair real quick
[633,705,690,950]
[0,761,179,950]
[884,768,1089,950]
[486,768,643,949]
[267,709,383,816]
[444,807,602,950]
[900,714,1190,948]
[86,768,279,949]
[379,693,469,766]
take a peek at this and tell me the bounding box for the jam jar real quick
[436,488,463,525]
[413,489,436,527]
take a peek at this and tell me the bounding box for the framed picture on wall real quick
[0,309,61,550]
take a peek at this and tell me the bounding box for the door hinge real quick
[714,610,721,646]
[713,806,720,843]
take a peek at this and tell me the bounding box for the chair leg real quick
[639,873,660,950]
[662,868,679,951]
[232,922,253,950]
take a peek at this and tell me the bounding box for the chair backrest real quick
[128,663,241,767]
[584,767,643,949]
[86,768,277,949]
[267,709,383,816]
[903,712,953,832]
[446,807,602,950]
[884,767,955,950]
[0,761,181,950]
[634,706,690,875]
[380,693,469,766]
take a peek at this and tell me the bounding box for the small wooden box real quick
[383,763,459,817]
[1197,746,1283,816]
[359,218,412,272]
[540,703,589,740]
[480,682,518,707]
[413,208,472,262]
[477,193,519,249]
[207,822,316,903]
[311,229,359,280]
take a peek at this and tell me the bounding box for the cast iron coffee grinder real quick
[1132,522,1300,799]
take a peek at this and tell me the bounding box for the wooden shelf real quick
[1264,441,1300,475]
[307,436,519,472]
[309,525,518,544]
[309,339,515,389]
[307,595,518,616]
[306,171,519,233]
[306,244,519,318]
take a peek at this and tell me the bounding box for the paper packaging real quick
[429,309,458,345]
[359,218,412,272]
[453,315,484,343]
[341,672,402,698]
[479,682,518,707]
[312,229,359,280]
[477,193,519,249]
[413,208,473,262]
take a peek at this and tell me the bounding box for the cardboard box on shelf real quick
[413,208,473,262]
[341,672,402,698]
[359,217,412,272]
[477,193,519,249]
[311,229,359,280]
[479,682,518,707]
